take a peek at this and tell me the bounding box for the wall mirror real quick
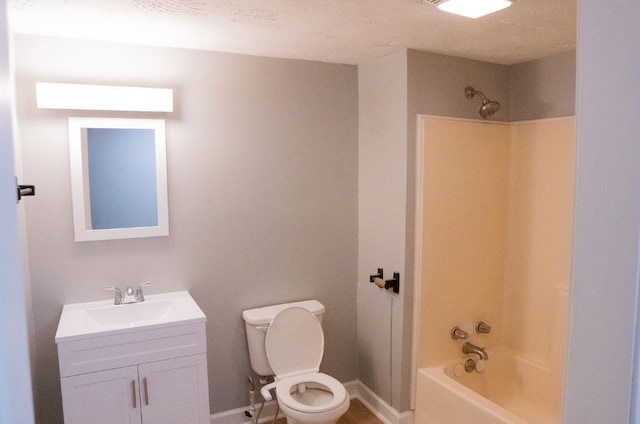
[68,117,169,242]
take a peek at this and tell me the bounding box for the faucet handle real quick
[451,327,469,340]
[476,321,492,334]
[135,282,152,302]
[104,286,123,305]
[137,282,152,291]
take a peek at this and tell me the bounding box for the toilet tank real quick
[242,300,325,377]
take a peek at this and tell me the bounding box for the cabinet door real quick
[138,354,210,424]
[60,366,142,424]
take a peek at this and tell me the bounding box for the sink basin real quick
[55,290,205,342]
[84,299,176,329]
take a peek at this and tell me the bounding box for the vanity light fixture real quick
[35,82,173,112]
[436,0,512,19]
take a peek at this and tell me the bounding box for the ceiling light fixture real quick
[436,0,513,19]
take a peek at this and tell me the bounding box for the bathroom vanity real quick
[55,291,210,424]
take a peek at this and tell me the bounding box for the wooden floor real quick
[274,399,383,424]
[336,399,384,424]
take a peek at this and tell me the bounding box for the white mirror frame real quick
[68,117,169,242]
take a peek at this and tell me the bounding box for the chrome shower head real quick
[465,86,501,119]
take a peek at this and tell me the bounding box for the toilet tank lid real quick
[242,300,325,325]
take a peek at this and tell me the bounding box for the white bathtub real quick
[415,350,561,424]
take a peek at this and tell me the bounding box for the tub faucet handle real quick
[451,327,469,340]
[476,321,492,334]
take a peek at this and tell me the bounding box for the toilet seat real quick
[276,372,348,413]
[265,307,348,414]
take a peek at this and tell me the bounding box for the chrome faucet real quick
[104,282,152,305]
[122,286,137,303]
[462,342,488,360]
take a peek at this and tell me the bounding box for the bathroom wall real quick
[509,52,576,122]
[407,50,512,122]
[357,49,407,406]
[14,34,358,423]
[565,1,640,421]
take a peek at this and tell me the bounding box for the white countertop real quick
[55,290,206,343]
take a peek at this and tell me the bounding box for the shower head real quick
[465,86,501,119]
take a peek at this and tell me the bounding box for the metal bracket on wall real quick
[385,272,400,294]
[369,268,384,283]
[16,178,36,203]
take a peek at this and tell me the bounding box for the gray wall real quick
[510,51,576,121]
[357,50,407,408]
[15,34,358,423]
[408,49,512,122]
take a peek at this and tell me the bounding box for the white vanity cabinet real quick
[55,292,210,424]
[60,365,143,424]
[60,353,209,424]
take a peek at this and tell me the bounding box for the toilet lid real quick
[265,307,324,378]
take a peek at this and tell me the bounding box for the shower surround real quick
[414,116,575,423]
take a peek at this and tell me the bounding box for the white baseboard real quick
[352,381,414,424]
[210,380,413,424]
[210,398,284,424]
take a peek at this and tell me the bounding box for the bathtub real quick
[415,350,561,424]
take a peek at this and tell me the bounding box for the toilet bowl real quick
[275,374,349,424]
[257,306,350,424]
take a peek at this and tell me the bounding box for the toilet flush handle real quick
[261,382,276,401]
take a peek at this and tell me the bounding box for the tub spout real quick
[462,342,488,360]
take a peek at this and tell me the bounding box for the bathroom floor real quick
[274,399,383,424]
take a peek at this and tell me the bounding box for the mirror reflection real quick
[86,128,158,229]
[68,117,169,241]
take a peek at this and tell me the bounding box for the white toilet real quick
[242,300,350,424]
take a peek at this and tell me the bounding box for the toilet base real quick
[284,416,342,424]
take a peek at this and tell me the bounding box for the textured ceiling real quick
[7,0,576,65]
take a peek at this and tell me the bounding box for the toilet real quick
[242,300,350,424]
